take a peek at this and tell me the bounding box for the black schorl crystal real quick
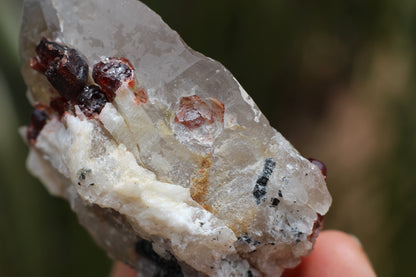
[253,158,276,204]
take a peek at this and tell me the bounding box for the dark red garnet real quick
[76,85,109,117]
[308,158,327,178]
[45,48,89,101]
[308,214,324,243]
[31,37,89,101]
[50,96,71,117]
[27,104,50,144]
[31,37,66,74]
[92,57,135,100]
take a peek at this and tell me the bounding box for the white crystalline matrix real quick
[20,0,332,276]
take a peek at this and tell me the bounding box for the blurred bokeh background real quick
[1,0,415,276]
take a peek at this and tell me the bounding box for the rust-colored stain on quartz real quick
[190,156,213,212]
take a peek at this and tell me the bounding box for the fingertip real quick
[315,230,376,276]
[283,230,376,277]
[110,261,137,277]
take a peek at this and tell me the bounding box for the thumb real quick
[110,261,137,277]
[283,230,377,277]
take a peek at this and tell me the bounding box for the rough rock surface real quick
[20,0,332,276]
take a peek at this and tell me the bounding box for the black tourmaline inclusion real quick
[135,240,184,277]
[253,158,276,204]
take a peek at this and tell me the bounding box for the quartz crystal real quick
[20,0,332,276]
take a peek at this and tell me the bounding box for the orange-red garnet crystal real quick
[174,95,224,129]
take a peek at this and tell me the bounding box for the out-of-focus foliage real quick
[1,0,415,276]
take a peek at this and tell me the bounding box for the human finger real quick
[110,261,137,277]
[283,230,376,277]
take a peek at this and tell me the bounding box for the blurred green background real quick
[1,0,415,276]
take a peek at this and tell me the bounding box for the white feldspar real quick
[20,0,332,276]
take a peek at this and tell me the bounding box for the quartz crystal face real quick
[20,0,332,276]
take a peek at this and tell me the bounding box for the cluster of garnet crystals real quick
[27,37,136,144]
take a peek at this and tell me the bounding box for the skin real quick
[282,230,377,277]
[110,230,377,277]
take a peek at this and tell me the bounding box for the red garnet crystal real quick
[49,96,71,116]
[308,158,327,178]
[133,88,148,105]
[92,57,136,101]
[175,95,224,129]
[76,85,109,117]
[308,214,324,243]
[31,37,89,101]
[26,104,51,144]
[30,37,66,73]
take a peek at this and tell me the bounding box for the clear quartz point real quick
[20,0,332,276]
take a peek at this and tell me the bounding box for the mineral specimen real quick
[20,0,332,276]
